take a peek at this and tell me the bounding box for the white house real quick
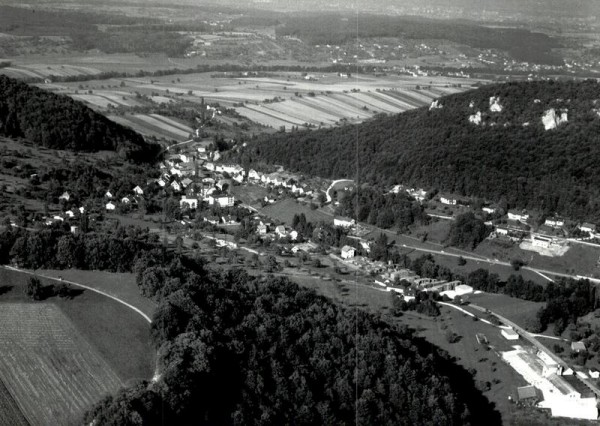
[59,191,70,201]
[274,225,287,238]
[180,196,198,209]
[106,202,116,211]
[501,328,519,340]
[157,178,167,187]
[407,188,427,202]
[207,195,234,207]
[579,223,597,234]
[341,245,356,259]
[482,207,497,214]
[291,184,305,195]
[545,217,565,228]
[257,222,268,235]
[133,186,144,195]
[65,210,75,218]
[232,174,244,184]
[289,230,298,241]
[508,210,529,222]
[334,217,355,228]
[440,196,457,206]
[248,169,261,181]
[532,235,552,248]
[105,191,113,199]
[203,216,220,225]
[171,181,182,192]
[78,206,85,214]
[121,197,131,204]
[496,226,509,236]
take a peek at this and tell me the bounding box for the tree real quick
[26,277,43,300]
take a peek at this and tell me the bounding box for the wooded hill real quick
[85,258,500,425]
[0,75,159,162]
[237,80,600,221]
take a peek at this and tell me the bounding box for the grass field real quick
[0,303,122,426]
[467,292,545,329]
[0,379,29,426]
[260,198,333,225]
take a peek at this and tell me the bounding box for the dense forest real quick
[237,80,600,221]
[276,13,561,64]
[0,76,160,162]
[86,257,500,425]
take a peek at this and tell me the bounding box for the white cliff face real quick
[429,100,442,110]
[469,111,482,125]
[542,108,568,130]
[489,96,503,112]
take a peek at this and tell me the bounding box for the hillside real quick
[85,260,500,425]
[238,80,600,221]
[0,75,159,162]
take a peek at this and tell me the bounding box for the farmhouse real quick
[545,216,565,228]
[579,223,596,234]
[334,216,355,228]
[440,196,457,205]
[501,328,519,340]
[508,210,529,222]
[133,186,144,195]
[341,245,356,259]
[180,196,199,209]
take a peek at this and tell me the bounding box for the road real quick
[325,179,354,203]
[2,266,152,323]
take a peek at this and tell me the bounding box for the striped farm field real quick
[149,114,193,134]
[0,303,123,426]
[71,94,117,109]
[109,114,190,141]
[133,114,191,138]
[298,96,373,120]
[264,100,340,126]
[235,107,292,129]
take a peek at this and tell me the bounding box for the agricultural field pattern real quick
[0,303,122,426]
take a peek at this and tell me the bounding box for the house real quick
[275,225,287,238]
[105,191,113,199]
[248,169,261,181]
[501,328,519,340]
[291,184,305,195]
[571,341,587,352]
[334,216,355,228]
[407,188,427,202]
[180,196,198,209]
[181,178,193,188]
[58,192,70,201]
[545,216,565,228]
[257,222,268,235]
[70,226,78,234]
[589,370,600,379]
[482,207,497,214]
[341,245,356,259]
[133,186,144,196]
[105,202,116,211]
[121,197,131,204]
[156,178,167,187]
[65,210,75,218]
[579,223,596,234]
[203,216,220,225]
[440,196,457,205]
[171,181,182,192]
[496,226,509,236]
[53,215,64,222]
[208,195,234,208]
[221,215,238,225]
[232,174,244,184]
[289,230,298,241]
[508,210,529,222]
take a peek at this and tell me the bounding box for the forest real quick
[276,13,562,64]
[0,76,160,162]
[85,256,500,425]
[237,80,600,221]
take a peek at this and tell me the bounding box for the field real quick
[0,379,29,426]
[0,303,122,426]
[467,293,545,329]
[32,71,482,137]
[0,267,156,425]
[260,197,333,225]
